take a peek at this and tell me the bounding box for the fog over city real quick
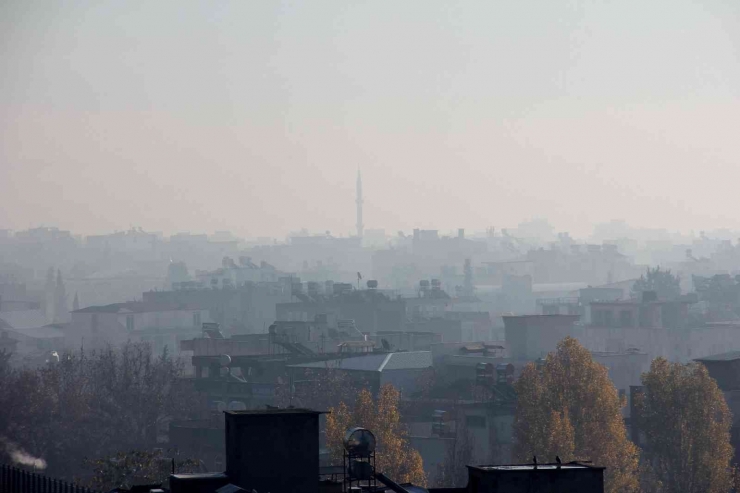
[2,2,740,493]
[2,1,740,238]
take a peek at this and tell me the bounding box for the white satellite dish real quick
[219,354,232,367]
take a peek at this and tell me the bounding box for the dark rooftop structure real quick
[165,407,606,493]
[696,351,740,391]
[467,462,604,493]
[171,408,324,493]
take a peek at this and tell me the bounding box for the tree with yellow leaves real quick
[326,384,426,485]
[513,337,640,493]
[636,358,734,493]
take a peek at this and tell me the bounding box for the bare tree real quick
[0,342,202,480]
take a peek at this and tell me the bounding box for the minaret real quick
[356,169,364,239]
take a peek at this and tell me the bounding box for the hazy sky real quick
[1,1,739,239]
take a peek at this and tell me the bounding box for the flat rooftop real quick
[480,465,589,470]
[471,462,603,471]
[225,408,325,415]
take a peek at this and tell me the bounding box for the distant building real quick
[503,314,580,360]
[86,227,159,252]
[70,301,211,353]
[276,286,405,334]
[368,330,442,352]
[144,280,292,334]
[287,351,432,396]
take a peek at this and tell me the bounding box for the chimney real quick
[225,409,323,493]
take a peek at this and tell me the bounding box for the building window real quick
[465,415,486,428]
[126,315,135,331]
[193,312,201,328]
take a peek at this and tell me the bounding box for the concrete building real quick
[503,315,580,360]
[193,257,284,289]
[405,318,463,343]
[144,280,293,334]
[276,287,406,334]
[368,330,442,352]
[70,301,211,353]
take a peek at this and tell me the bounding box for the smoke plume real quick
[1,436,47,470]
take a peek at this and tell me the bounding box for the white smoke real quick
[1,436,47,470]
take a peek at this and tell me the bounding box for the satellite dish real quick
[343,427,376,456]
[215,401,227,412]
[228,401,247,411]
[219,354,232,367]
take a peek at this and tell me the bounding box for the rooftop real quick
[472,461,604,471]
[74,301,204,314]
[502,314,580,320]
[225,408,325,415]
[6,325,65,339]
[288,351,432,372]
[0,309,49,329]
[695,351,740,362]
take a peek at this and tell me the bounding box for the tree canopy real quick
[513,337,640,493]
[80,449,203,491]
[0,342,201,480]
[326,384,426,485]
[632,266,681,300]
[636,358,734,493]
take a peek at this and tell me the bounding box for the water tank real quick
[366,280,378,289]
[343,427,376,456]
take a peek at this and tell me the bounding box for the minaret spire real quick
[356,169,364,239]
